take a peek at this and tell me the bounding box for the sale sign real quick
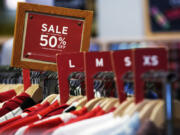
[23,12,84,63]
[11,2,93,71]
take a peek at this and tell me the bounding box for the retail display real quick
[0,1,179,135]
[0,48,177,135]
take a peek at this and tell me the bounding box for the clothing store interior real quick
[0,0,180,135]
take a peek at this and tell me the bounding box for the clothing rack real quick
[0,48,177,135]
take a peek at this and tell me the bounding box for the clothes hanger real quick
[14,84,24,95]
[149,100,164,128]
[0,84,6,91]
[113,97,134,117]
[66,95,84,105]
[76,97,87,107]
[41,94,58,104]
[150,100,180,128]
[102,98,119,112]
[92,97,107,109]
[139,99,160,121]
[114,101,120,108]
[85,97,105,111]
[124,99,150,116]
[25,84,43,103]
[98,98,111,108]
[0,84,13,92]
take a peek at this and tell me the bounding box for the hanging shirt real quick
[0,89,16,103]
[0,97,36,123]
[16,107,88,135]
[110,113,140,135]
[51,112,115,135]
[0,92,30,117]
[46,106,105,135]
[0,101,68,135]
[75,115,130,135]
[0,102,49,129]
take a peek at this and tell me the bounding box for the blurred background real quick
[0,0,180,99]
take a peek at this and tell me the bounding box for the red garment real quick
[23,107,88,135]
[24,102,50,116]
[0,102,49,129]
[43,104,69,118]
[108,107,116,113]
[43,106,104,135]
[0,101,66,135]
[0,89,16,102]
[0,92,30,117]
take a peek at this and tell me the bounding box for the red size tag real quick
[84,51,114,101]
[133,48,168,103]
[57,52,84,104]
[23,69,31,91]
[112,50,132,103]
[23,12,84,63]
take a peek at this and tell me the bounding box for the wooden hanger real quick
[0,84,23,94]
[103,98,119,112]
[0,84,7,92]
[92,97,107,109]
[14,84,24,95]
[150,100,180,128]
[25,84,43,103]
[0,84,12,92]
[41,94,58,104]
[114,101,120,108]
[113,97,134,117]
[99,98,111,108]
[150,100,164,128]
[139,99,160,121]
[0,84,5,90]
[66,95,84,105]
[125,99,150,116]
[76,97,87,107]
[85,97,105,111]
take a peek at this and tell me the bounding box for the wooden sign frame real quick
[11,2,93,71]
[144,0,180,38]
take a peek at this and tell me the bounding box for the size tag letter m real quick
[96,58,104,67]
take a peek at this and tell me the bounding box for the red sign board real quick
[57,52,84,104]
[84,51,114,100]
[112,50,133,103]
[133,48,168,103]
[11,2,93,71]
[23,12,84,63]
[23,69,31,91]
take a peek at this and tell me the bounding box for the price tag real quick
[112,50,133,103]
[133,48,168,103]
[57,52,84,104]
[85,51,114,100]
[11,2,93,71]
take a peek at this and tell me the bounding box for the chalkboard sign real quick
[145,0,180,37]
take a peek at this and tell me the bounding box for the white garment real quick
[110,113,140,135]
[78,115,130,135]
[52,112,115,135]
[15,113,77,135]
[0,107,23,123]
